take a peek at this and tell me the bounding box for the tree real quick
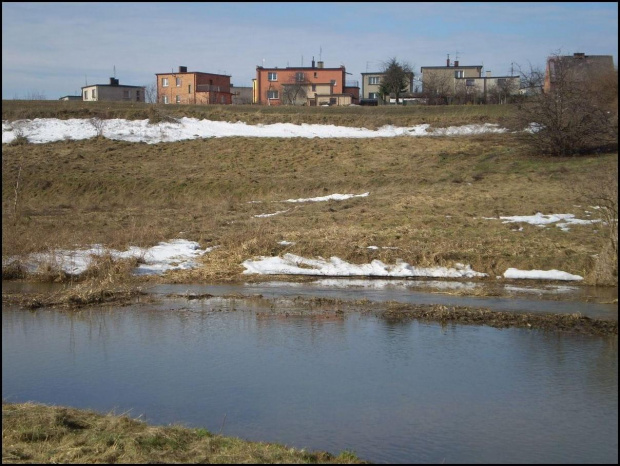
[144,82,157,104]
[421,72,452,105]
[281,73,309,105]
[515,53,617,156]
[380,58,413,104]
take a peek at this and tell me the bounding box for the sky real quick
[2,2,618,100]
[2,116,600,281]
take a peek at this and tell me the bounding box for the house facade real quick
[82,78,145,102]
[421,58,519,103]
[156,66,233,105]
[544,52,615,93]
[253,60,359,106]
[360,71,414,101]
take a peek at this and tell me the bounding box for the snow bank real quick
[503,268,583,281]
[242,253,487,278]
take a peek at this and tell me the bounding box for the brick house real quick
[544,52,615,93]
[156,66,233,105]
[82,78,145,102]
[253,60,359,106]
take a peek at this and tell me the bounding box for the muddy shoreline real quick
[3,285,617,336]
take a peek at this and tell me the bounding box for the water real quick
[2,294,618,464]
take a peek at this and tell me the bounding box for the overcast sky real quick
[2,2,618,100]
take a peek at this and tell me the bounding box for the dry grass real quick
[2,402,367,464]
[2,103,617,286]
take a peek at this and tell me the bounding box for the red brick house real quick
[253,60,359,106]
[156,66,233,105]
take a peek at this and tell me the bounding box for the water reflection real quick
[2,298,618,464]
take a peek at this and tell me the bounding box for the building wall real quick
[361,72,413,99]
[156,72,232,104]
[255,66,347,105]
[544,54,614,93]
[421,66,483,95]
[82,85,144,102]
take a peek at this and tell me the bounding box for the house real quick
[155,66,233,105]
[81,78,145,102]
[253,59,359,106]
[421,57,519,104]
[58,95,82,101]
[544,52,615,93]
[360,71,414,103]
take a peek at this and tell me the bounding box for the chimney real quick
[179,66,187,73]
[317,61,324,69]
[447,57,450,66]
[454,60,459,67]
[312,56,315,68]
[110,77,119,86]
[486,71,491,78]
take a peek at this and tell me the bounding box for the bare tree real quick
[380,58,414,104]
[515,53,617,156]
[281,72,309,105]
[143,82,157,104]
[421,72,452,105]
[24,90,46,100]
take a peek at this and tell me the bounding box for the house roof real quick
[81,84,144,89]
[421,65,482,70]
[155,71,231,77]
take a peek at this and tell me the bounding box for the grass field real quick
[2,402,366,464]
[2,101,617,286]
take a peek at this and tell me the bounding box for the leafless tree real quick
[143,82,157,104]
[421,72,452,105]
[281,73,309,105]
[24,90,46,100]
[515,52,617,156]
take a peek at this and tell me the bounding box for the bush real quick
[515,56,618,156]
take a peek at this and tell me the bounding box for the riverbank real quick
[2,402,368,464]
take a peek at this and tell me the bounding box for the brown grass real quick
[2,103,617,286]
[2,402,367,464]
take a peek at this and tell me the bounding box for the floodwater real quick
[2,281,618,464]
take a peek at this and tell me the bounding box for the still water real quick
[2,295,618,464]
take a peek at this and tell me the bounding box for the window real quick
[311,84,316,92]
[329,97,337,105]
[163,95,169,104]
[455,70,464,78]
[466,79,475,87]
[497,78,507,86]
[91,89,96,99]
[176,77,182,87]
[369,76,380,85]
[369,92,379,99]
[162,77,169,87]
[268,72,277,81]
[267,90,279,99]
[136,90,141,101]
[314,72,317,78]
[83,91,87,99]
[188,85,192,93]
[295,72,305,82]
[330,79,336,87]
[176,95,181,103]
[123,90,130,99]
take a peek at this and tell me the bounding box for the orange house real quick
[156,66,233,105]
[254,60,359,106]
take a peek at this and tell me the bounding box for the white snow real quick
[254,210,289,218]
[484,212,600,231]
[2,118,511,144]
[242,253,487,278]
[281,192,369,203]
[8,240,213,276]
[503,268,583,281]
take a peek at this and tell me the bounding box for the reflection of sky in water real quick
[2,301,618,465]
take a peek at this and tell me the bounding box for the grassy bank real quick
[2,402,367,464]
[1,99,517,129]
[2,102,617,286]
